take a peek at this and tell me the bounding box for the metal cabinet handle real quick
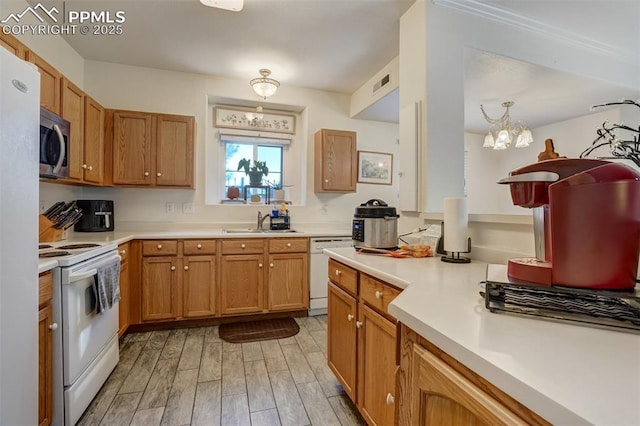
[157,172,162,177]
[259,263,263,268]
[347,314,354,321]
[386,393,395,405]
[197,244,202,249]
[144,171,150,176]
[49,323,58,331]
[356,321,363,328]
[241,243,246,249]
[170,266,176,271]
[375,291,382,299]
[157,244,162,249]
[184,266,189,271]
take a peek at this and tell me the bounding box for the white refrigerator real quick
[0,47,40,425]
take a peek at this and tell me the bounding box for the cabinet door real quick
[61,78,85,181]
[357,304,397,426]
[142,256,179,321]
[26,50,61,114]
[155,114,194,187]
[314,129,357,192]
[83,96,105,184]
[112,111,153,185]
[0,32,26,58]
[411,344,526,426]
[327,282,358,401]
[183,255,216,318]
[38,303,53,426]
[268,253,308,311]
[220,254,265,315]
[118,257,129,337]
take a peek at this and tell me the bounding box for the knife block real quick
[39,215,65,242]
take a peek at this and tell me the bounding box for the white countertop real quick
[323,247,640,426]
[38,227,350,272]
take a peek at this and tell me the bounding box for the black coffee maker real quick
[73,200,114,232]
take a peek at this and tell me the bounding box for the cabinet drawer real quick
[38,271,52,307]
[142,240,178,256]
[360,274,400,318]
[221,239,265,254]
[117,243,130,262]
[184,240,217,255]
[328,259,357,295]
[269,238,308,253]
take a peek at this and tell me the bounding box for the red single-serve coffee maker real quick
[499,158,640,290]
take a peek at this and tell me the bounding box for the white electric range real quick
[40,240,121,426]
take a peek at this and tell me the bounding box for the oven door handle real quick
[52,124,66,174]
[69,268,97,283]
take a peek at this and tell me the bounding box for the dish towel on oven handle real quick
[93,257,121,314]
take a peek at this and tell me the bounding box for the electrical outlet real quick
[182,202,195,214]
[166,202,175,214]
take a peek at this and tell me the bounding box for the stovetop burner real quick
[57,243,101,250]
[39,244,53,249]
[39,251,71,258]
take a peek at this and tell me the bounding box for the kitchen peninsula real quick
[323,247,640,426]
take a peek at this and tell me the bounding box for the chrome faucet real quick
[257,211,271,231]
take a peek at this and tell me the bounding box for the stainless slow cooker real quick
[352,199,399,249]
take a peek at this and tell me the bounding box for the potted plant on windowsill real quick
[267,179,285,201]
[237,158,269,186]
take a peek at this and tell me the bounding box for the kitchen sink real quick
[222,228,298,234]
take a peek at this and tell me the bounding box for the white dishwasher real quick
[309,237,353,316]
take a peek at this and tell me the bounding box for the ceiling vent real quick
[373,73,390,94]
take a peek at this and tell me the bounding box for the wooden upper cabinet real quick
[110,110,195,187]
[26,50,61,115]
[314,128,357,192]
[0,31,26,58]
[83,96,105,184]
[60,78,85,181]
[155,114,195,187]
[112,110,154,185]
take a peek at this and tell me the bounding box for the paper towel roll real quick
[443,197,469,253]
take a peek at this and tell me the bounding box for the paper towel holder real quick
[438,221,471,263]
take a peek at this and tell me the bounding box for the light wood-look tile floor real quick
[78,316,366,426]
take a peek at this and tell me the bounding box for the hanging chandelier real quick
[250,69,280,99]
[480,101,533,150]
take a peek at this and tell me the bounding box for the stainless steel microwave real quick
[39,107,70,179]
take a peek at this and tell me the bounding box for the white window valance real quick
[218,129,292,145]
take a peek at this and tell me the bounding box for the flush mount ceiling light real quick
[199,0,243,12]
[480,101,534,150]
[250,69,280,100]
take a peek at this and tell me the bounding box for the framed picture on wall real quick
[357,151,393,185]
[215,105,295,134]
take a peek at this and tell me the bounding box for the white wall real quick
[59,60,401,231]
[423,1,640,214]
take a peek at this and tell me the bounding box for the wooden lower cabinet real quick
[268,253,308,311]
[327,282,358,401]
[357,304,397,425]
[118,243,130,337]
[183,255,216,318]
[142,256,179,321]
[220,254,265,315]
[398,326,549,426]
[38,272,54,426]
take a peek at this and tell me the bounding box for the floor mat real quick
[218,318,300,343]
